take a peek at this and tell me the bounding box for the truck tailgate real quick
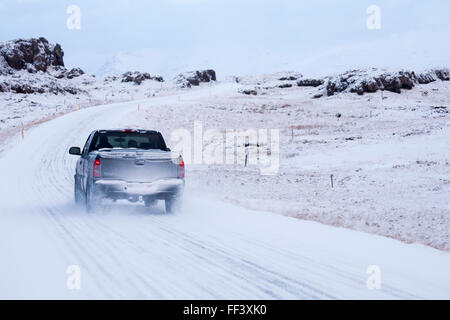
[98,150,178,182]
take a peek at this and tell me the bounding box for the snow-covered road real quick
[0,93,449,299]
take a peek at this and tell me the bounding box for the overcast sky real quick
[1,0,449,77]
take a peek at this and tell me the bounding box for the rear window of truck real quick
[89,131,168,152]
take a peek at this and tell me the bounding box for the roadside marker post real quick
[21,128,24,139]
[138,104,140,112]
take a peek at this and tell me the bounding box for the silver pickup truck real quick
[69,129,184,213]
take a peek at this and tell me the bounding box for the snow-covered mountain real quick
[93,27,450,80]
[97,50,194,80]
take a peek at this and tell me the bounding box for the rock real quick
[297,79,324,87]
[0,37,93,95]
[0,37,65,73]
[120,71,164,85]
[26,64,36,73]
[0,56,9,75]
[345,136,362,141]
[66,67,85,79]
[64,87,79,95]
[152,75,164,82]
[434,68,450,81]
[399,75,414,90]
[0,73,85,95]
[11,83,35,94]
[278,83,292,88]
[312,68,450,97]
[276,72,302,82]
[239,89,258,95]
[104,75,119,82]
[54,71,66,79]
[53,43,64,66]
[416,73,435,84]
[279,76,298,81]
[325,80,338,96]
[175,69,216,88]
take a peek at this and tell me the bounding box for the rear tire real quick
[74,175,84,206]
[85,182,98,213]
[144,198,156,208]
[165,197,181,214]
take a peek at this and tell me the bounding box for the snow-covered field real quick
[1,75,449,251]
[120,79,450,251]
[0,69,178,143]
[0,88,449,299]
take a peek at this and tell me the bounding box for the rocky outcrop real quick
[278,83,293,89]
[104,71,164,85]
[236,72,302,86]
[0,37,64,74]
[297,79,324,87]
[66,67,85,79]
[175,69,216,88]
[120,71,163,85]
[0,78,83,95]
[296,68,450,97]
[431,69,450,81]
[278,75,300,81]
[239,88,258,95]
[0,69,86,94]
[0,37,91,95]
[54,67,85,80]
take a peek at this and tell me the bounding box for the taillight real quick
[178,159,185,179]
[93,158,101,178]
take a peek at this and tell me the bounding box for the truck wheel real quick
[165,197,181,214]
[74,175,84,206]
[144,198,156,208]
[85,183,98,213]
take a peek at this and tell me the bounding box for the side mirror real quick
[69,146,81,156]
[166,148,171,152]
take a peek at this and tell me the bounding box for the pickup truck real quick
[69,129,184,213]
